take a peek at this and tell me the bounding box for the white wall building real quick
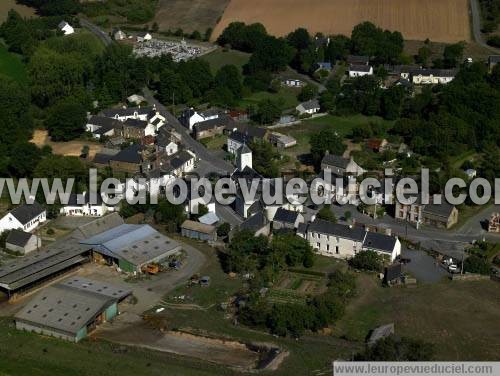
[0,202,47,234]
[58,21,74,36]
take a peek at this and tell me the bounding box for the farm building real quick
[410,68,457,85]
[181,220,217,242]
[79,224,182,273]
[0,201,47,234]
[272,208,304,230]
[193,115,234,140]
[269,132,297,149]
[5,230,41,254]
[60,192,112,217]
[15,277,131,342]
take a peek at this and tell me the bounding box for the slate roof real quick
[410,68,458,77]
[67,192,104,206]
[194,115,233,132]
[87,116,121,129]
[362,232,397,254]
[321,154,349,169]
[423,202,455,219]
[308,219,366,242]
[93,153,114,165]
[349,64,372,72]
[298,99,320,111]
[169,150,193,170]
[347,55,369,65]
[110,144,143,164]
[384,264,402,282]
[238,144,252,154]
[10,202,45,225]
[6,229,34,247]
[123,118,148,129]
[240,212,268,232]
[101,106,154,118]
[273,208,299,224]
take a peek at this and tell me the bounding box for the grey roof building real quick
[15,277,131,342]
[79,224,181,273]
[5,230,41,255]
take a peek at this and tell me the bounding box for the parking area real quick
[401,248,450,283]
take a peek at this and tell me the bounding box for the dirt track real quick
[212,0,471,43]
[30,129,103,158]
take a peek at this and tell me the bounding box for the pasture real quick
[212,0,471,43]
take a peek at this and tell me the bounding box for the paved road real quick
[143,88,233,176]
[79,18,112,46]
[470,0,500,53]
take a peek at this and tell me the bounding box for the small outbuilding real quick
[5,230,41,254]
[181,220,217,242]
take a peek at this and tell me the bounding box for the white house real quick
[298,219,401,261]
[85,116,120,139]
[137,32,152,42]
[349,64,373,78]
[58,21,74,36]
[180,109,219,132]
[296,99,320,115]
[283,79,304,87]
[60,192,111,217]
[410,69,457,85]
[114,29,127,41]
[101,105,156,122]
[0,202,47,234]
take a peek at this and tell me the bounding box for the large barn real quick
[79,224,182,273]
[15,277,131,342]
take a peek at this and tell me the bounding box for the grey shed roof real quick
[74,213,125,239]
[347,55,369,65]
[10,202,45,225]
[6,229,34,247]
[238,144,252,154]
[321,154,349,169]
[79,224,181,267]
[15,279,130,336]
[308,219,366,242]
[123,118,148,129]
[368,323,395,345]
[273,208,299,224]
[87,116,121,129]
[194,115,232,132]
[363,232,397,254]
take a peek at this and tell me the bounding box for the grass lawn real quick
[238,87,300,111]
[334,274,500,360]
[0,43,27,83]
[280,114,394,159]
[200,134,227,151]
[201,48,250,74]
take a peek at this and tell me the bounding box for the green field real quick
[280,114,394,158]
[334,274,500,360]
[0,44,27,83]
[238,87,300,111]
[201,48,250,74]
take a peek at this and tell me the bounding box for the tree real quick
[317,205,337,223]
[348,250,383,271]
[249,140,280,177]
[310,129,346,168]
[155,199,186,230]
[245,36,294,74]
[215,64,243,99]
[344,211,352,222]
[351,22,404,64]
[443,42,465,68]
[158,69,193,105]
[217,222,231,238]
[355,336,434,361]
[416,45,432,67]
[227,230,269,273]
[271,233,315,268]
[254,99,282,125]
[287,28,311,50]
[178,59,213,98]
[46,97,87,141]
[8,143,42,177]
[463,255,491,275]
[298,84,318,102]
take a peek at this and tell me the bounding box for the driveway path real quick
[470,0,500,53]
[80,18,112,46]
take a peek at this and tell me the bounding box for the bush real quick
[348,250,383,271]
[463,255,491,275]
[487,36,500,48]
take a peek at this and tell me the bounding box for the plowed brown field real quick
[212,0,471,43]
